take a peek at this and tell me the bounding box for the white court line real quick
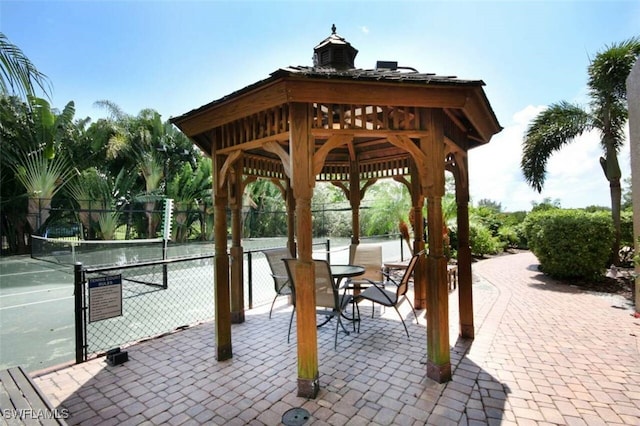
[0,269,67,277]
[0,296,73,310]
[0,286,69,298]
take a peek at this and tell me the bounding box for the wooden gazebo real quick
[171,26,501,398]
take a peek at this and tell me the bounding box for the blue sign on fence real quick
[88,275,122,322]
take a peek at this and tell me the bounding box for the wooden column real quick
[455,154,474,338]
[229,163,245,324]
[422,109,451,383]
[289,102,319,398]
[410,162,426,310]
[286,180,297,256]
[213,153,232,361]
[349,159,361,245]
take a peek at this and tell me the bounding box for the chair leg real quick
[405,297,419,324]
[287,306,296,343]
[269,295,278,319]
[393,305,410,339]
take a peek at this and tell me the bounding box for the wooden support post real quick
[290,102,319,398]
[230,163,245,324]
[455,154,474,338]
[349,159,361,245]
[410,162,426,310]
[286,180,297,256]
[422,109,451,383]
[213,155,232,361]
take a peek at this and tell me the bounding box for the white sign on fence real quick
[88,274,123,323]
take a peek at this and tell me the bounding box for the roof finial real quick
[331,24,336,34]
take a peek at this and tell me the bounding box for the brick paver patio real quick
[32,251,640,425]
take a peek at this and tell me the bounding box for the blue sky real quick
[2,0,639,211]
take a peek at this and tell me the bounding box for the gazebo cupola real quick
[313,24,358,70]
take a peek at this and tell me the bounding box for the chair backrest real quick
[349,243,383,283]
[282,258,297,303]
[314,259,338,309]
[282,258,338,310]
[263,247,293,294]
[396,251,424,298]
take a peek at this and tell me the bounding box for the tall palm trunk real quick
[602,141,622,265]
[609,177,622,265]
[145,200,157,238]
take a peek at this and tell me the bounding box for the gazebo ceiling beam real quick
[216,132,289,155]
[311,129,429,139]
[174,81,289,137]
[174,78,498,142]
[284,79,471,108]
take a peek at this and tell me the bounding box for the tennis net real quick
[31,235,164,267]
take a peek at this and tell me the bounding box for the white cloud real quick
[360,26,369,34]
[468,105,631,212]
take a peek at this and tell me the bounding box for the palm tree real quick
[0,32,51,100]
[1,97,76,234]
[166,157,212,242]
[521,37,640,264]
[12,149,75,233]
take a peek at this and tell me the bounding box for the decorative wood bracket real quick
[331,181,349,199]
[270,177,287,200]
[393,175,410,191]
[387,134,427,172]
[264,141,291,179]
[218,150,242,189]
[313,134,354,176]
[445,151,468,192]
[359,178,377,199]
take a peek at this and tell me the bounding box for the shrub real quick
[523,209,614,280]
[497,225,519,250]
[470,223,502,257]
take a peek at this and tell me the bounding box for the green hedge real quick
[523,209,614,280]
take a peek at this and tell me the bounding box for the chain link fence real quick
[74,241,333,361]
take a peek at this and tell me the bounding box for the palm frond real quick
[13,150,74,199]
[588,37,640,152]
[93,99,128,122]
[0,32,52,100]
[588,37,640,102]
[521,102,592,192]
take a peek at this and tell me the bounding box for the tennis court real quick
[0,256,75,373]
[0,237,404,373]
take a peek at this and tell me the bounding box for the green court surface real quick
[0,237,402,374]
[0,256,75,373]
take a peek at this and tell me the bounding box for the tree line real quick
[1,32,638,269]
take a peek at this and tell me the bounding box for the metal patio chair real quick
[283,258,356,349]
[354,250,423,338]
[262,247,294,319]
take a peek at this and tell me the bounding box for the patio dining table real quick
[329,264,365,325]
[330,264,365,289]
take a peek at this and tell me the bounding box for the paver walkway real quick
[31,251,640,425]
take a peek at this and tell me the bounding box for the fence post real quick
[326,239,330,264]
[400,234,405,261]
[247,251,253,309]
[74,262,85,364]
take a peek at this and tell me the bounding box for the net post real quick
[162,258,168,290]
[162,199,173,290]
[247,251,253,309]
[74,262,86,363]
[326,239,331,264]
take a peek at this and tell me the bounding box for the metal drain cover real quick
[282,407,311,425]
